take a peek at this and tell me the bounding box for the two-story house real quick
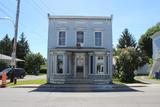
[47,15,113,84]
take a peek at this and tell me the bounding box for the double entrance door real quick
[75,53,85,78]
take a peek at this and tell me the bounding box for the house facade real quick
[151,31,160,60]
[47,15,113,84]
[149,31,160,76]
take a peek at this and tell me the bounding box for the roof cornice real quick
[48,15,113,20]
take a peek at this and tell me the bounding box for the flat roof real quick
[48,15,113,20]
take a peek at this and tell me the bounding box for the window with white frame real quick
[57,55,63,74]
[95,32,102,46]
[77,31,84,44]
[96,56,104,74]
[58,31,66,46]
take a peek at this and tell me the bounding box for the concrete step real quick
[65,78,94,84]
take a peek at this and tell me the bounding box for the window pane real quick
[57,55,63,73]
[95,32,102,46]
[59,31,65,45]
[77,31,84,43]
[96,56,104,74]
[90,56,93,74]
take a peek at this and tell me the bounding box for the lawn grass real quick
[112,78,144,84]
[149,78,160,83]
[112,78,125,84]
[7,79,47,87]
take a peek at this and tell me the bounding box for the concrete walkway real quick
[135,76,160,84]
[22,74,46,80]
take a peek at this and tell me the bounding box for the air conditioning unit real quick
[80,43,84,47]
[76,43,81,48]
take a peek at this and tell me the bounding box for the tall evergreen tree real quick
[0,34,12,56]
[117,28,136,49]
[16,32,30,67]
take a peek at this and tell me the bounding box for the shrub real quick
[40,68,47,74]
[116,47,141,82]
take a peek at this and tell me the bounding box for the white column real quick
[63,53,67,75]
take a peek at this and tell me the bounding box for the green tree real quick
[117,28,136,48]
[16,33,30,68]
[25,52,45,74]
[138,23,160,58]
[0,34,12,56]
[0,61,8,70]
[116,47,141,82]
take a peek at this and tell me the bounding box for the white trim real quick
[107,55,110,75]
[65,53,71,75]
[74,56,76,78]
[93,31,104,47]
[48,15,112,20]
[57,30,67,47]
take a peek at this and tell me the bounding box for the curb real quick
[10,83,148,89]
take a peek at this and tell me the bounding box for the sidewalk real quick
[135,76,160,84]
[7,83,149,92]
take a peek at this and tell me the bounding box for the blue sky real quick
[0,0,160,58]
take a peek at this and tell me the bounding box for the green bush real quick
[40,68,47,74]
[116,47,141,83]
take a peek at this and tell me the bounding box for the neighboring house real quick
[135,64,150,75]
[47,15,113,84]
[151,31,160,60]
[0,54,24,65]
[150,31,160,76]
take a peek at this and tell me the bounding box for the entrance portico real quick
[48,47,112,84]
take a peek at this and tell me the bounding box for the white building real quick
[150,31,160,76]
[47,15,113,84]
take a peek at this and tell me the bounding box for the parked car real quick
[13,68,26,79]
[0,68,26,79]
[0,68,12,79]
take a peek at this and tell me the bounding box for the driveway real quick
[22,74,46,80]
[135,76,160,84]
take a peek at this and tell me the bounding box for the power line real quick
[0,1,14,17]
[32,0,47,14]
[25,0,47,18]
[0,5,13,18]
[39,0,55,15]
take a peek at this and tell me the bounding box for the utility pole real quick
[11,0,20,67]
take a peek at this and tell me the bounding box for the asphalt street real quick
[0,84,160,107]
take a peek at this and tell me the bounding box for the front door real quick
[75,54,85,78]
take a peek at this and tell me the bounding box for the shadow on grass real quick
[27,83,144,93]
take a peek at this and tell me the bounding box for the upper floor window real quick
[95,32,102,46]
[58,31,66,46]
[77,31,84,44]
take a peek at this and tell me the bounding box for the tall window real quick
[95,32,102,46]
[58,31,66,46]
[96,56,104,74]
[77,31,84,44]
[90,56,93,74]
[57,55,63,74]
